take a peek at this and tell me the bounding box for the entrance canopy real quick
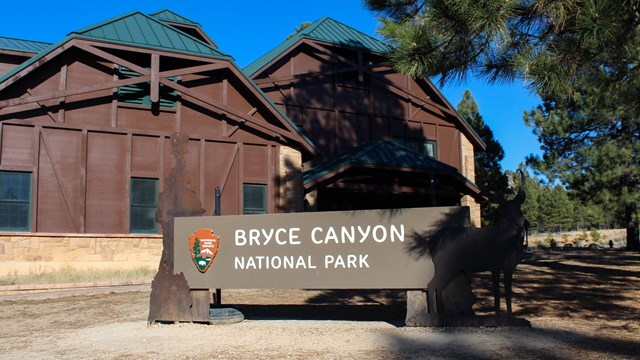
[303,141,482,211]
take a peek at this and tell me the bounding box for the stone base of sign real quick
[405,290,429,326]
[406,273,477,327]
[406,282,531,327]
[440,272,475,316]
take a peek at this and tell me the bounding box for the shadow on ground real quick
[226,289,406,324]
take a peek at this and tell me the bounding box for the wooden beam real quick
[252,66,360,85]
[0,42,73,92]
[0,75,151,109]
[219,143,240,193]
[59,64,68,123]
[31,126,40,232]
[304,41,458,118]
[75,43,149,75]
[22,87,58,123]
[159,78,286,139]
[80,40,226,64]
[150,54,160,103]
[160,63,227,78]
[80,129,87,233]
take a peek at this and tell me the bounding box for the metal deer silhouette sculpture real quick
[411,170,528,319]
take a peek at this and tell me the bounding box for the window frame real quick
[129,178,159,234]
[392,137,438,159]
[242,183,267,215]
[0,171,32,232]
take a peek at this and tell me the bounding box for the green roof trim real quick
[244,16,389,76]
[303,140,460,186]
[0,36,52,54]
[149,9,201,27]
[70,11,231,60]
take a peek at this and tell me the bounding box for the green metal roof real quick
[0,36,52,54]
[303,140,459,185]
[244,16,390,76]
[70,11,231,60]
[148,9,201,27]
[1,11,232,84]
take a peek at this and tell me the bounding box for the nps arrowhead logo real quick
[189,228,220,273]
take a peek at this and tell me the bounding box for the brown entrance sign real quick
[174,207,469,290]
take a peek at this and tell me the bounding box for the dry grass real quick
[0,265,156,286]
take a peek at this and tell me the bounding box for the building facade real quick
[0,10,484,272]
[246,18,484,217]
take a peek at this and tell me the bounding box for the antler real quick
[513,170,526,206]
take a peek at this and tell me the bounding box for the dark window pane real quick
[392,137,437,159]
[130,207,157,233]
[130,178,158,233]
[243,184,266,214]
[0,171,31,231]
[131,179,158,206]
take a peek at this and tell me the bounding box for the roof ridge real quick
[148,9,201,27]
[306,17,387,50]
[69,10,141,36]
[69,11,231,60]
[244,16,389,76]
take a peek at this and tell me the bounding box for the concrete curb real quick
[0,281,152,301]
[0,280,151,293]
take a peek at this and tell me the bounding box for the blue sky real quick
[1,0,541,171]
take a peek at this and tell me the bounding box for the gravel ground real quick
[0,251,638,359]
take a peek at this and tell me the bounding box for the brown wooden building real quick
[0,10,314,238]
[245,17,484,217]
[0,10,484,252]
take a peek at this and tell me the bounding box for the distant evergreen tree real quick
[286,22,312,40]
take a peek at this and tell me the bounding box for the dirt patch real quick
[0,251,638,359]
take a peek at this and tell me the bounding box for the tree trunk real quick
[625,205,639,251]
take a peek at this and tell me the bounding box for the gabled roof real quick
[304,140,481,196]
[244,17,485,150]
[0,10,317,157]
[70,11,230,60]
[148,9,200,26]
[0,36,52,54]
[305,140,458,185]
[244,16,389,76]
[0,11,232,84]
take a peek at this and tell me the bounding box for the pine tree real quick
[366,0,640,250]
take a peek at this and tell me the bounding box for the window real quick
[243,184,267,215]
[0,171,31,231]
[392,137,438,159]
[130,178,158,233]
[117,67,177,108]
[336,70,370,88]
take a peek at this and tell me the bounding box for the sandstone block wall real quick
[278,146,304,212]
[0,233,162,276]
[460,134,482,228]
